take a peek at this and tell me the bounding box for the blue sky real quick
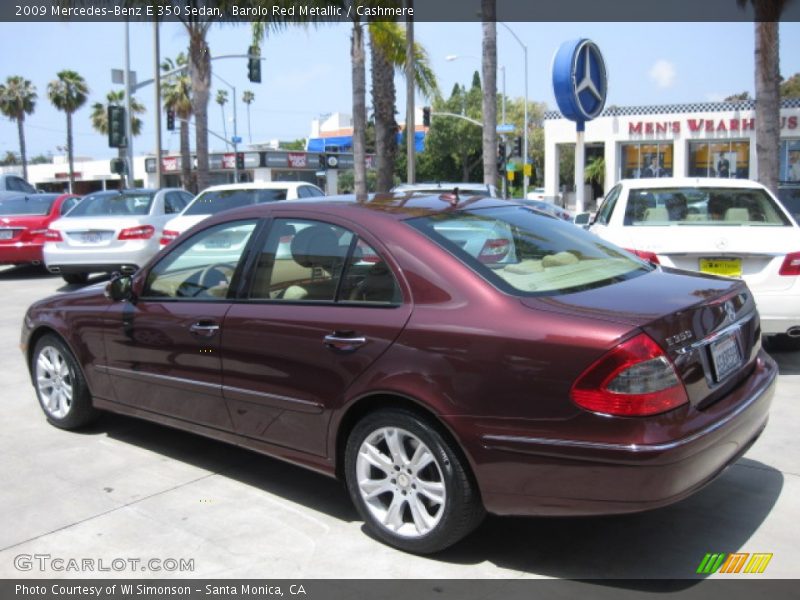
[2,21,800,161]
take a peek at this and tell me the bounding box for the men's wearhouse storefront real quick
[543,98,800,206]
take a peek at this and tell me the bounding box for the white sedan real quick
[160,181,324,247]
[44,188,192,284]
[586,177,800,344]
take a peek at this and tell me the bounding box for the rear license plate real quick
[710,334,742,382]
[699,258,742,277]
[0,230,13,240]
[82,232,102,243]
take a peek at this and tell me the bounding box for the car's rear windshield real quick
[407,205,650,296]
[67,192,154,217]
[0,194,56,216]
[184,188,288,216]
[622,186,791,226]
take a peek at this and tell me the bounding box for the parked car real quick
[0,193,80,267]
[0,173,37,194]
[517,198,572,221]
[392,182,500,198]
[777,183,800,224]
[159,182,325,247]
[43,188,192,284]
[585,178,800,346]
[22,194,775,554]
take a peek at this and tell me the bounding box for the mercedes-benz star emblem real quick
[724,301,736,323]
[575,45,604,103]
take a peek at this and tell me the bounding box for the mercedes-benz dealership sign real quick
[552,39,608,129]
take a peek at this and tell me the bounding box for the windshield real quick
[407,205,649,296]
[622,186,790,226]
[67,192,154,217]
[0,194,56,216]
[184,188,288,216]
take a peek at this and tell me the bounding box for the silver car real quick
[44,188,193,284]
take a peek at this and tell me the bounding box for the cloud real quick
[649,60,677,89]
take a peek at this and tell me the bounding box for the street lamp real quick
[498,22,529,199]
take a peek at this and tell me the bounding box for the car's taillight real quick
[570,333,688,417]
[478,239,510,264]
[779,251,800,276]
[27,228,48,240]
[119,225,155,240]
[625,248,660,264]
[44,229,63,242]
[159,229,180,246]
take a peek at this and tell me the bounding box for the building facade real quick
[544,98,800,207]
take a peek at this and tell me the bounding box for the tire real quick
[344,408,485,554]
[32,334,98,429]
[62,273,89,285]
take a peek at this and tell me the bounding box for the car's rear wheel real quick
[62,273,88,285]
[344,409,484,553]
[32,334,97,429]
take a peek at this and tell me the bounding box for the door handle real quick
[190,321,220,337]
[324,333,366,352]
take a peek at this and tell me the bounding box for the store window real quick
[620,143,673,179]
[688,141,750,178]
[780,140,800,183]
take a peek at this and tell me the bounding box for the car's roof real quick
[205,192,511,225]
[392,182,493,192]
[619,177,766,190]
[198,182,317,193]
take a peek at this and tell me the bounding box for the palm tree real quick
[47,70,88,193]
[0,76,37,181]
[737,0,789,194]
[242,90,255,144]
[351,20,368,198]
[161,53,194,192]
[368,22,439,192]
[481,0,498,187]
[215,89,229,143]
[89,90,145,160]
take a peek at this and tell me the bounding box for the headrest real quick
[290,225,341,269]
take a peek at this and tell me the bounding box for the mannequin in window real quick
[644,156,662,178]
[717,153,731,178]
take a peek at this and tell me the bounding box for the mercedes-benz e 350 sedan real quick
[21,193,776,553]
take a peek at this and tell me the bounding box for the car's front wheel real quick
[32,334,97,429]
[345,409,484,553]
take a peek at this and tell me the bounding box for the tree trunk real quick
[754,19,780,194]
[180,119,192,193]
[352,21,367,198]
[370,31,397,193]
[481,0,498,187]
[190,29,211,193]
[17,115,27,181]
[66,112,75,193]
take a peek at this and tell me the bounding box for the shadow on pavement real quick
[765,344,800,375]
[79,412,782,584]
[0,264,55,281]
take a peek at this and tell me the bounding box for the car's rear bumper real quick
[43,245,154,274]
[452,350,776,517]
[0,242,44,265]
[751,290,800,335]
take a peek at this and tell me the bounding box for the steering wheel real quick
[198,263,235,295]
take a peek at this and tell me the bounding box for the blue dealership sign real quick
[552,39,608,131]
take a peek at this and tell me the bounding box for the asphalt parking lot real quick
[0,264,798,581]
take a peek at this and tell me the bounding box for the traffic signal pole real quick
[123,21,134,188]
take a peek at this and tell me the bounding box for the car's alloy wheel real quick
[345,409,484,553]
[32,335,97,429]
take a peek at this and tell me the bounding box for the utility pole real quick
[153,20,162,189]
[123,21,134,188]
[405,0,415,184]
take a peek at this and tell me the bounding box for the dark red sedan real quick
[0,193,80,266]
[20,194,776,553]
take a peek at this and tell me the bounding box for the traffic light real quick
[107,105,127,149]
[422,106,431,127]
[513,136,523,157]
[497,140,506,170]
[248,45,261,83]
[110,158,126,175]
[166,109,175,131]
[235,153,245,170]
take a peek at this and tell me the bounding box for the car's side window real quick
[247,219,401,304]
[164,192,185,214]
[595,185,621,226]
[296,186,311,199]
[306,185,324,198]
[143,220,258,300]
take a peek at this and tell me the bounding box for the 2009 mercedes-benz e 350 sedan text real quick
[21,193,776,553]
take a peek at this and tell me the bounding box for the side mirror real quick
[105,274,134,302]
[574,212,592,226]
